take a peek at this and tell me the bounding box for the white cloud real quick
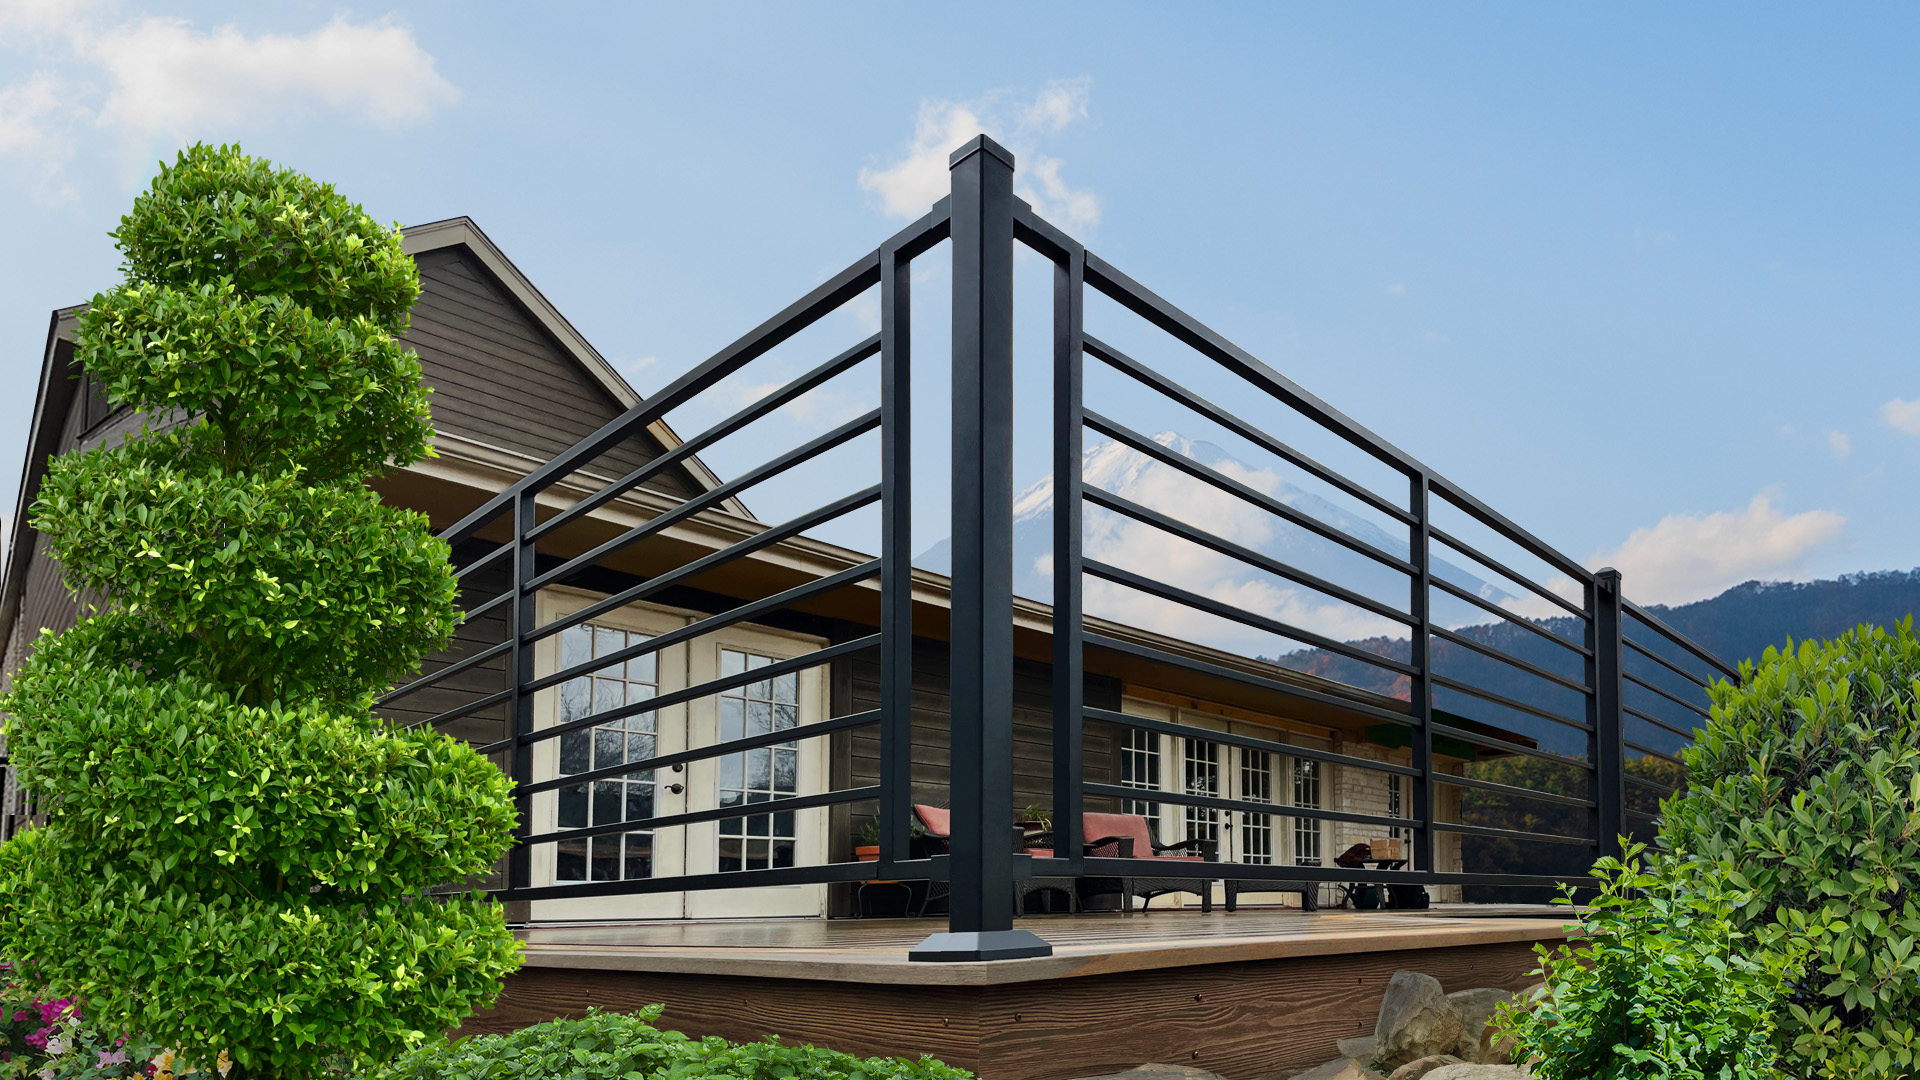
[0,10,455,199]
[1385,284,1407,297]
[83,16,456,139]
[1882,397,1920,436]
[859,77,1100,232]
[1828,430,1852,458]
[1587,493,1843,606]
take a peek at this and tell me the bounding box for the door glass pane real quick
[1121,727,1160,816]
[1183,738,1220,851]
[1239,749,1273,865]
[718,648,801,870]
[552,624,660,883]
[1292,758,1323,866]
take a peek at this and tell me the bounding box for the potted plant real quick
[855,818,881,862]
[1016,803,1052,837]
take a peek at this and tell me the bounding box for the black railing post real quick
[911,134,1051,962]
[1592,567,1626,863]
[878,239,913,866]
[1051,246,1086,875]
[505,487,538,913]
[1409,473,1436,877]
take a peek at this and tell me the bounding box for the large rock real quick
[1073,1068,1231,1080]
[1422,1066,1531,1079]
[1373,971,1464,1071]
[1291,1059,1387,1080]
[1386,1056,1463,1080]
[1446,988,1513,1062]
[1336,1036,1378,1062]
[1478,1024,1518,1067]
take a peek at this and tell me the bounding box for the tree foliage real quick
[0,144,520,1080]
[1662,621,1920,1079]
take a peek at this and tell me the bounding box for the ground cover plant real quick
[377,1008,973,1080]
[1661,621,1920,1079]
[1499,845,1797,1080]
[0,143,521,1080]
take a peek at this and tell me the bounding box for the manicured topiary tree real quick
[0,144,521,1080]
[1661,620,1920,1079]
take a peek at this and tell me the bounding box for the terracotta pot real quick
[854,845,881,862]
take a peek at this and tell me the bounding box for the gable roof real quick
[1,219,739,663]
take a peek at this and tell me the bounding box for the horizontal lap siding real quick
[404,249,697,498]
[845,639,1120,814]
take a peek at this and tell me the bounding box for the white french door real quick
[528,590,830,922]
[1120,699,1327,907]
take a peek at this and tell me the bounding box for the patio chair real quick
[910,803,1076,915]
[1076,811,1216,913]
[1333,842,1375,909]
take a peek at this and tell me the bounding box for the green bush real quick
[0,144,520,1080]
[1662,621,1920,1079]
[379,1008,973,1080]
[1501,845,1798,1080]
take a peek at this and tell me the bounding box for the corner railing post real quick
[911,134,1051,962]
[878,238,913,865]
[1409,473,1436,878]
[1592,567,1627,863]
[505,488,538,909]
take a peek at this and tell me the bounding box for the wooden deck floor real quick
[517,905,1577,985]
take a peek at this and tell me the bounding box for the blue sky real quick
[2,2,1916,610]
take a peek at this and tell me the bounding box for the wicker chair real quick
[910,803,1076,915]
[1076,811,1217,913]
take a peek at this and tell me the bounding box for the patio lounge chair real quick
[1076,811,1216,913]
[911,803,1076,915]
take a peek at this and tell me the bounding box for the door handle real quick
[667,783,685,795]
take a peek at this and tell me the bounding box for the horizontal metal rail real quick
[1623,672,1712,719]
[1431,721,1594,770]
[526,560,880,694]
[1083,632,1418,728]
[1084,558,1418,677]
[1083,333,1414,526]
[1622,633,1714,690]
[1427,479,1597,587]
[529,333,882,544]
[1072,856,1591,890]
[1429,820,1595,846]
[1084,410,1416,575]
[1623,598,1740,681]
[379,639,511,706]
[519,709,881,796]
[535,486,881,644]
[455,542,512,580]
[1084,487,1415,625]
[458,590,513,625]
[529,409,881,591]
[1427,525,1587,620]
[1084,706,1422,778]
[499,852,899,904]
[1430,672,1593,733]
[1083,782,1417,833]
[1624,704,1698,742]
[1433,771,1596,809]
[521,784,880,848]
[1431,624,1592,696]
[1625,772,1680,797]
[481,634,881,755]
[1625,740,1684,767]
[1429,575,1591,657]
[402,688,513,733]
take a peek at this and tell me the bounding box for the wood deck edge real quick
[515,917,1577,985]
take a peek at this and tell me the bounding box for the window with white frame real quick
[1120,727,1160,816]
[1183,738,1220,851]
[554,625,658,883]
[716,649,799,872]
[1239,749,1274,864]
[1292,757,1323,866]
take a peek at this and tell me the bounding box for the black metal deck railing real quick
[375,134,1739,961]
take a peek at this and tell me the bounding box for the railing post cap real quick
[949,134,1016,171]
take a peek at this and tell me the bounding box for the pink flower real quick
[98,1050,129,1068]
[23,1026,47,1051]
[36,999,72,1025]
[10,1009,30,1022]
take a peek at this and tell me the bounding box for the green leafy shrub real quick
[379,1008,973,1080]
[1661,621,1920,1079]
[0,143,520,1080]
[1500,845,1798,1080]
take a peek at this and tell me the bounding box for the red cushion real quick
[913,804,951,838]
[1027,848,1055,858]
[1153,854,1203,862]
[1082,811,1157,856]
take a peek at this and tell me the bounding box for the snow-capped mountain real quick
[919,431,1525,660]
